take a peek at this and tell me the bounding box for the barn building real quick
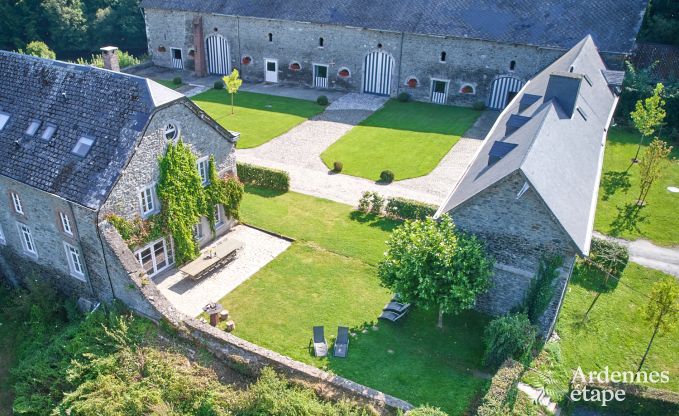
[140,0,646,109]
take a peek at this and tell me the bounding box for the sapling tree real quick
[378,215,493,329]
[223,69,243,115]
[638,278,679,371]
[637,138,673,206]
[630,83,666,163]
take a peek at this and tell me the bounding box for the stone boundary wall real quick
[99,220,413,414]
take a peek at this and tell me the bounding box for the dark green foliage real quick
[237,162,290,192]
[358,191,373,213]
[639,0,679,46]
[385,197,437,220]
[105,213,164,249]
[397,92,410,102]
[213,80,225,90]
[316,95,329,106]
[20,41,55,59]
[473,101,487,111]
[482,314,536,367]
[172,76,182,85]
[524,255,563,324]
[476,359,525,416]
[205,157,244,234]
[332,161,343,172]
[405,406,448,416]
[379,169,395,183]
[588,237,629,279]
[369,192,384,215]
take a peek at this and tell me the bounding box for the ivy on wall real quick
[204,156,244,234]
[104,214,164,249]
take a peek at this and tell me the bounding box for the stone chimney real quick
[100,46,120,72]
[544,72,582,118]
[192,16,207,77]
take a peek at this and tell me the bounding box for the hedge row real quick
[476,359,524,416]
[237,162,290,192]
[575,382,679,416]
[385,197,437,221]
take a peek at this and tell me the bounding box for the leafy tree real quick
[580,238,629,323]
[20,40,56,59]
[483,313,536,367]
[639,0,679,46]
[223,69,243,114]
[41,0,88,54]
[630,83,666,163]
[523,254,563,324]
[638,278,679,371]
[637,138,673,205]
[378,215,493,328]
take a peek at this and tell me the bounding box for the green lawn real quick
[525,262,679,400]
[321,100,481,181]
[192,90,325,149]
[595,126,679,245]
[215,187,491,415]
[153,79,182,89]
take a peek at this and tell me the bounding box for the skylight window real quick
[41,123,57,140]
[0,112,9,131]
[72,137,95,157]
[25,120,41,136]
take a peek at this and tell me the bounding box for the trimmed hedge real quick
[476,359,525,416]
[588,237,629,279]
[237,162,290,192]
[385,197,437,221]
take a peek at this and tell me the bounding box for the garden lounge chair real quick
[383,301,411,314]
[378,309,408,322]
[311,326,327,357]
[334,326,350,358]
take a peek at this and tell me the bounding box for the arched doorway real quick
[362,51,394,96]
[205,34,230,75]
[487,76,523,110]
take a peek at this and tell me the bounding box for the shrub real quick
[397,92,410,102]
[476,359,525,416]
[588,237,629,279]
[358,191,372,213]
[370,193,384,215]
[379,169,395,183]
[385,197,437,220]
[317,95,329,106]
[213,79,225,90]
[524,254,563,324]
[173,76,182,85]
[237,162,290,192]
[473,101,487,111]
[406,406,448,416]
[21,41,56,59]
[483,313,536,367]
[332,161,343,173]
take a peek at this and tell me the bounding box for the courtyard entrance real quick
[206,34,230,75]
[362,50,393,95]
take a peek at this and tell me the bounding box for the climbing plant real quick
[105,213,164,249]
[204,156,244,234]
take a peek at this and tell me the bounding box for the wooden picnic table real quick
[180,238,244,280]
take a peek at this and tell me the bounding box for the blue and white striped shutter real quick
[487,76,523,110]
[363,51,394,96]
[206,35,230,75]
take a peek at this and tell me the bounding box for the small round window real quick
[164,123,179,140]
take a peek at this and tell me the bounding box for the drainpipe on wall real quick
[396,32,405,96]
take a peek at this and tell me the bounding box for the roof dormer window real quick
[41,123,57,140]
[0,112,10,131]
[72,136,94,157]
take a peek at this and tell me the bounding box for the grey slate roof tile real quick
[140,0,647,53]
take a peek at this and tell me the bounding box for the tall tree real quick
[223,69,243,115]
[630,83,666,163]
[41,0,88,54]
[378,215,493,329]
[638,278,679,371]
[637,138,673,206]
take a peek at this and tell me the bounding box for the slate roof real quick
[140,0,647,54]
[0,51,184,210]
[436,36,620,255]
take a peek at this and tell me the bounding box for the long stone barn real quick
[140,0,646,108]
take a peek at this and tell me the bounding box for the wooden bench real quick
[180,238,244,280]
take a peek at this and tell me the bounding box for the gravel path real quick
[153,225,291,317]
[593,231,679,277]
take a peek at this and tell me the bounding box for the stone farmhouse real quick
[140,0,646,108]
[435,36,622,334]
[0,50,238,308]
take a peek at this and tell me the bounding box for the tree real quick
[630,83,666,163]
[377,215,493,329]
[41,0,88,55]
[482,313,536,367]
[581,238,629,323]
[223,69,243,115]
[637,138,673,206]
[638,278,679,371]
[21,40,56,59]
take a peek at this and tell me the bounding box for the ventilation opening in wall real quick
[268,33,273,42]
[510,60,516,71]
[377,43,383,49]
[319,37,324,47]
[440,51,447,62]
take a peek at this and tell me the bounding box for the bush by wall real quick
[588,237,629,279]
[476,359,525,416]
[237,162,290,192]
[524,255,563,324]
[214,80,225,90]
[317,95,329,106]
[385,197,437,221]
[483,313,536,367]
[397,92,411,102]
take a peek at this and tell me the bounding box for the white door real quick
[206,34,230,75]
[363,51,394,95]
[265,59,278,83]
[431,80,449,104]
[487,76,523,110]
[314,64,328,88]
[135,238,174,277]
[171,48,183,70]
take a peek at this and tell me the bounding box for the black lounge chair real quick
[334,326,350,358]
[310,326,328,357]
[383,301,411,314]
[378,309,408,322]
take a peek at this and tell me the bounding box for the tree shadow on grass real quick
[192,90,323,118]
[349,211,401,232]
[609,203,648,236]
[601,170,632,201]
[244,185,287,198]
[570,262,620,293]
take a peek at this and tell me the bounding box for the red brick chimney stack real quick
[100,46,120,72]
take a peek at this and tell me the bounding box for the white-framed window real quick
[0,223,5,245]
[59,211,73,236]
[135,238,174,277]
[193,223,204,240]
[11,192,23,214]
[215,204,224,228]
[197,157,209,185]
[139,185,157,217]
[63,242,85,280]
[17,223,37,256]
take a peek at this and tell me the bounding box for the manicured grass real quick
[216,187,491,414]
[526,262,679,399]
[595,126,679,245]
[192,90,325,148]
[153,79,182,89]
[321,100,481,180]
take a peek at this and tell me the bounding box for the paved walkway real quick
[153,225,291,317]
[593,231,679,277]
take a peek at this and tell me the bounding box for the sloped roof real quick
[0,51,184,209]
[436,36,619,255]
[140,0,647,54]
